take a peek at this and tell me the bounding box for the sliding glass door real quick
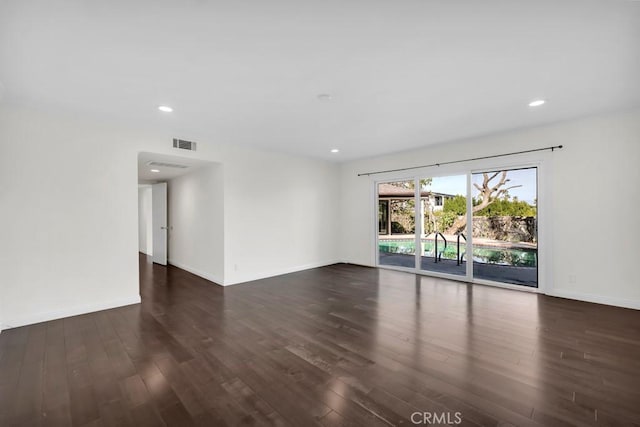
[418,175,468,277]
[377,180,416,268]
[471,167,538,287]
[376,166,540,289]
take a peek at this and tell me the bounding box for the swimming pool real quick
[378,239,537,267]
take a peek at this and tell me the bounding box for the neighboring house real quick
[377,183,455,235]
[430,193,450,211]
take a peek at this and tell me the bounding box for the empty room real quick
[1,1,639,426]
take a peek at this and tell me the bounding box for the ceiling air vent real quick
[147,161,188,169]
[173,138,197,151]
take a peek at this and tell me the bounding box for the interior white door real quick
[152,182,168,265]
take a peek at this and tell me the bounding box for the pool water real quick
[379,239,537,267]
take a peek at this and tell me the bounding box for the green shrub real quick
[475,199,536,217]
[443,195,467,215]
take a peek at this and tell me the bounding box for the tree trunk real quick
[446,200,491,234]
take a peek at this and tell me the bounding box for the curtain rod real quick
[357,145,563,177]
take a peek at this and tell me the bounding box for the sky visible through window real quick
[421,168,537,204]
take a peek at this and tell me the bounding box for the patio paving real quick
[378,253,537,287]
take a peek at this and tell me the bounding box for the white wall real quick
[222,149,339,285]
[0,104,340,329]
[0,106,141,329]
[164,146,339,286]
[138,185,153,255]
[339,109,640,309]
[168,164,224,284]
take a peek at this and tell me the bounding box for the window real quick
[375,164,542,289]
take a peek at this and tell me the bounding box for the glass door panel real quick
[418,175,468,277]
[377,180,416,268]
[471,168,538,287]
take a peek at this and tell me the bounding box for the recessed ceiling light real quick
[317,94,332,101]
[150,169,160,173]
[158,105,173,112]
[528,99,546,107]
[330,149,340,153]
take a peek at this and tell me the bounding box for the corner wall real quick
[138,185,153,255]
[168,164,224,284]
[339,109,640,309]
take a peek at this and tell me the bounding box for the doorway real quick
[137,152,213,266]
[137,152,223,288]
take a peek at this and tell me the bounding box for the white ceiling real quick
[138,152,212,183]
[1,1,639,161]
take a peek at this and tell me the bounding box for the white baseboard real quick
[1,294,141,331]
[546,289,640,310]
[168,259,224,285]
[224,260,340,286]
[342,261,640,311]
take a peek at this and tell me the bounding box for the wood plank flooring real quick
[1,254,640,426]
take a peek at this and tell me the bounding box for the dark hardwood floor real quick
[1,254,640,426]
